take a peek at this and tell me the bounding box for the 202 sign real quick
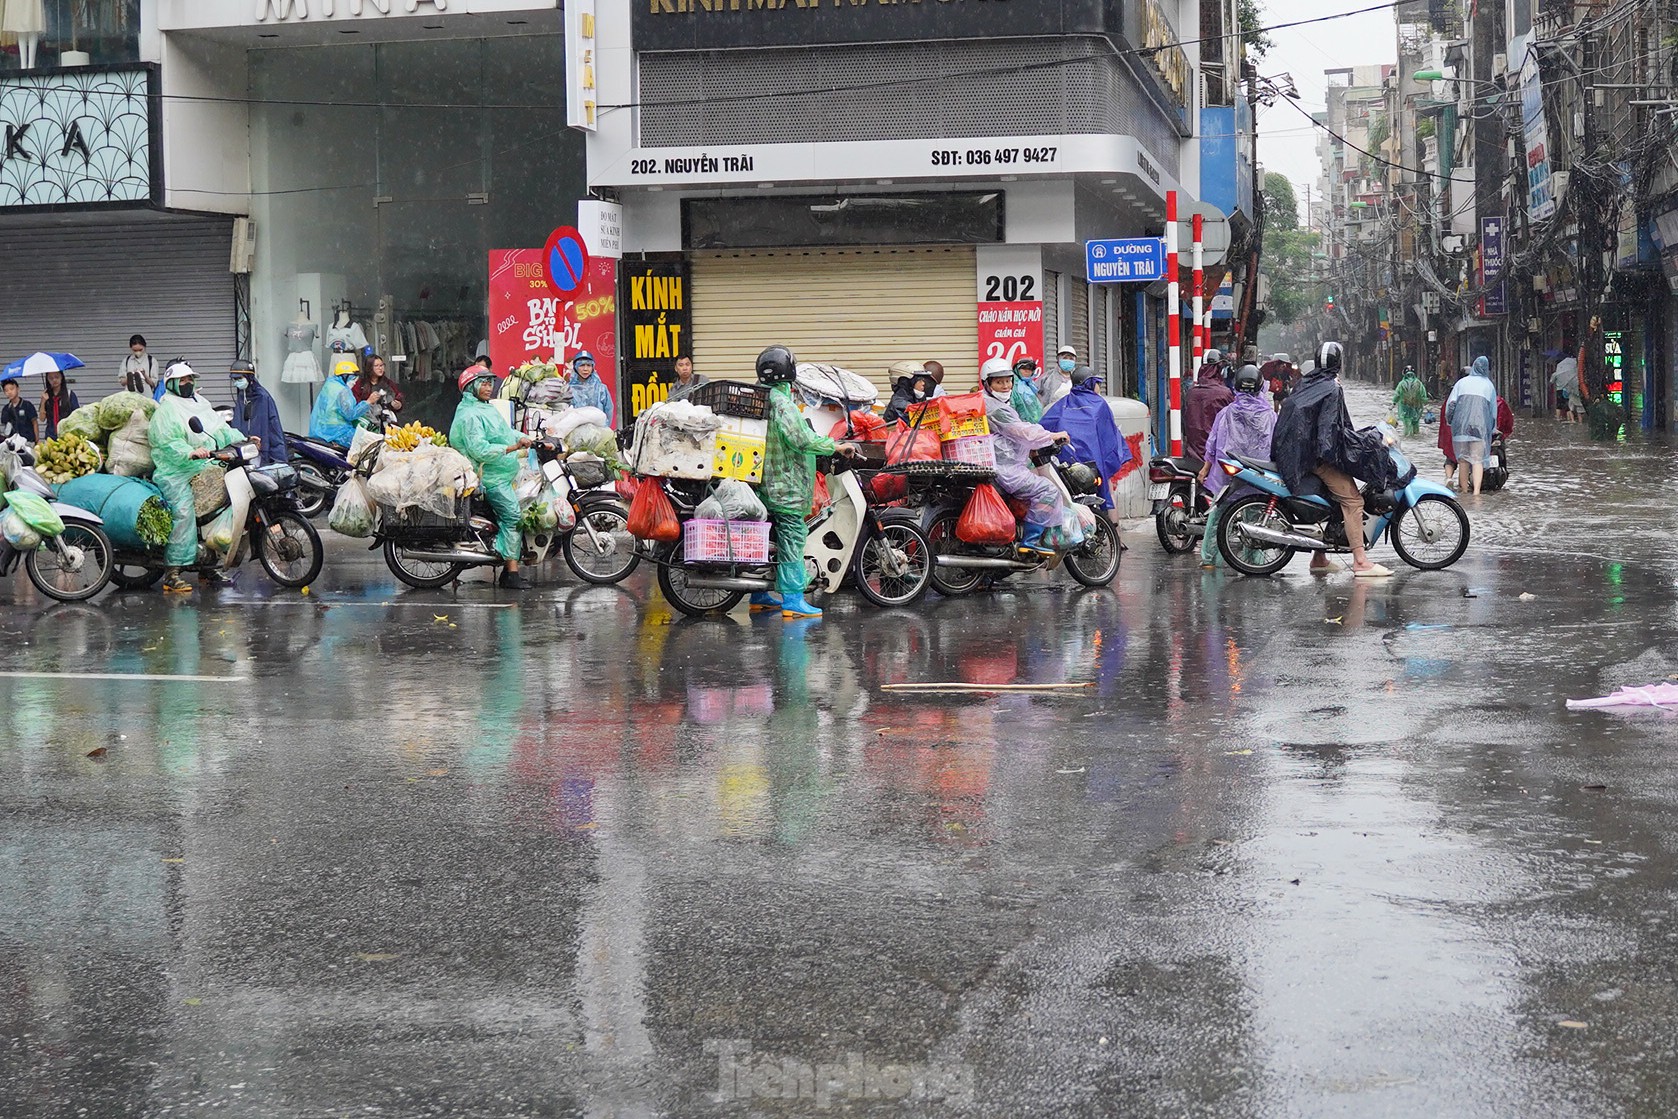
[983,274,1036,302]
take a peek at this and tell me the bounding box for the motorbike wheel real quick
[1154,486,1198,553]
[1065,515,1122,587]
[656,551,745,617]
[1388,495,1470,570]
[383,539,465,590]
[926,512,988,597]
[562,504,641,585]
[110,562,164,590]
[853,521,933,607]
[255,509,325,588]
[1218,495,1296,576]
[292,463,332,518]
[25,518,114,602]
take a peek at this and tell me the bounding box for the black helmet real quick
[1061,461,1100,495]
[229,359,255,375]
[1233,364,1262,394]
[1317,341,1343,375]
[756,345,797,384]
[1011,356,1038,374]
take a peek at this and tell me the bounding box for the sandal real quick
[162,573,194,594]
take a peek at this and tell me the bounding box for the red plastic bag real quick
[885,421,941,465]
[869,472,908,503]
[956,483,1016,546]
[627,479,681,542]
[811,472,831,515]
[829,410,887,443]
[615,476,641,502]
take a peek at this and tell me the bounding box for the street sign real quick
[542,225,590,295]
[1086,237,1168,283]
[1176,200,1232,267]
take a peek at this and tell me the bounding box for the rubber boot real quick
[1018,524,1053,558]
[780,593,822,619]
[749,592,783,612]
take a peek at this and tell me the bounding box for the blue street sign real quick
[1086,237,1168,283]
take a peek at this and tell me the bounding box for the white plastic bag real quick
[328,476,377,538]
[107,411,153,477]
[695,478,767,522]
[0,508,41,551]
[348,427,384,467]
[204,507,239,553]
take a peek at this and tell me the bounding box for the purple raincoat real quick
[1202,392,1277,499]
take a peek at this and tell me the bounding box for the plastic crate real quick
[377,497,471,531]
[683,518,771,564]
[689,380,771,420]
[711,414,768,483]
[942,434,997,469]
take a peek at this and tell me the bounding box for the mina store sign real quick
[257,0,450,18]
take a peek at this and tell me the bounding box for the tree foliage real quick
[1259,174,1317,325]
[1262,172,1298,231]
[1240,0,1274,61]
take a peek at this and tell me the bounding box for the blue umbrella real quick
[1,352,84,379]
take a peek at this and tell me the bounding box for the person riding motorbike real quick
[1043,367,1130,510]
[309,357,380,449]
[450,367,534,589]
[230,359,287,467]
[1184,356,1234,462]
[1009,356,1047,423]
[149,362,246,594]
[1198,363,1276,568]
[980,357,1074,557]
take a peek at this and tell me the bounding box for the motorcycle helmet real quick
[1203,348,1222,365]
[1012,356,1039,375]
[458,366,494,394]
[332,357,360,380]
[1061,461,1100,495]
[756,345,798,384]
[228,359,255,376]
[980,356,1015,391]
[163,361,197,395]
[1317,340,1343,375]
[1233,364,1263,394]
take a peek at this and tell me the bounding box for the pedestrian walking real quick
[1445,356,1497,495]
[1392,366,1426,437]
[119,334,159,396]
[1551,355,1578,422]
[1198,364,1275,568]
[39,368,78,440]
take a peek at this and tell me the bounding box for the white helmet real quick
[1204,348,1222,364]
[980,357,1014,381]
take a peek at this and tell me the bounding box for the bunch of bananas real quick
[35,434,101,484]
[385,422,448,452]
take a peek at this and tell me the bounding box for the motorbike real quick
[374,436,636,589]
[1481,432,1509,493]
[109,425,324,590]
[651,443,934,617]
[904,450,1122,595]
[284,397,402,518]
[0,436,114,602]
[1213,427,1470,575]
[1148,453,1210,553]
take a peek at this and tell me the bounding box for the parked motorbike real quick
[1481,432,1509,493]
[0,437,114,602]
[905,451,1122,595]
[284,397,402,518]
[1148,453,1209,553]
[1213,427,1470,575]
[652,444,934,617]
[110,426,324,590]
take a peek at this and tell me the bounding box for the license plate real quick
[1148,483,1170,500]
[1489,456,1500,468]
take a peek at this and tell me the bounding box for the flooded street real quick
[6,383,1678,1117]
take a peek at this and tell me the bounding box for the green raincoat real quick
[450,394,524,560]
[763,381,836,594]
[149,391,240,566]
[1393,372,1427,437]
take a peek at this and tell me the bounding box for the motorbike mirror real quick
[188,417,205,434]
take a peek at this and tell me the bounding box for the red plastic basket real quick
[682,518,771,564]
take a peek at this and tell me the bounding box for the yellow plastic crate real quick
[713,430,766,483]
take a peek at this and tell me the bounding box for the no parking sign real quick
[542,226,590,296]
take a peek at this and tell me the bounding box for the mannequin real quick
[2,0,46,69]
[282,304,322,385]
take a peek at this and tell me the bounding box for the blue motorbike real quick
[1213,428,1469,575]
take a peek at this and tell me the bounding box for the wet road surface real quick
[6,382,1678,1117]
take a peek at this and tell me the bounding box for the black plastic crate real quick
[376,497,472,532]
[689,380,771,420]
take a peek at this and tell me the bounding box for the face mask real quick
[911,389,926,401]
[1016,369,1035,382]
[171,381,194,398]
[232,377,249,392]
[1059,358,1075,373]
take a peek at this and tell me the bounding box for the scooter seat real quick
[1233,454,1280,474]
[1154,454,1203,473]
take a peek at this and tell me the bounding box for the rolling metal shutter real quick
[0,215,237,406]
[1043,270,1060,354]
[1068,279,1090,362]
[689,247,978,398]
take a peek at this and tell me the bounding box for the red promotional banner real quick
[977,300,1044,373]
[487,248,618,403]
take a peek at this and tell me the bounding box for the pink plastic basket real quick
[942,434,997,469]
[682,518,771,565]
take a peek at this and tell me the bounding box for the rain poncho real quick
[763,382,837,594]
[232,380,287,467]
[882,375,934,424]
[1035,366,1072,410]
[308,374,371,448]
[567,372,615,427]
[1182,364,1234,462]
[1202,392,1277,499]
[1042,381,1131,509]
[1393,372,1427,437]
[1010,372,1046,423]
[149,389,241,566]
[450,394,524,560]
[1270,368,1357,493]
[983,387,1068,540]
[1445,358,1497,467]
[1552,356,1578,400]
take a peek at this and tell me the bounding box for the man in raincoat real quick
[1183,358,1234,462]
[1445,355,1497,494]
[309,357,377,448]
[149,362,244,594]
[755,345,849,619]
[451,366,534,589]
[567,351,615,427]
[229,359,287,467]
[1198,364,1276,567]
[981,357,1074,556]
[1392,366,1427,437]
[1042,368,1130,510]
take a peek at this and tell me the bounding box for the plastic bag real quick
[869,472,908,503]
[328,476,377,538]
[57,407,103,444]
[515,467,544,506]
[713,478,767,521]
[1038,506,1087,552]
[204,507,238,553]
[567,423,621,465]
[540,484,576,532]
[549,406,609,442]
[829,410,887,443]
[365,445,480,519]
[1073,503,1098,533]
[885,420,941,465]
[92,392,157,431]
[627,478,681,542]
[0,508,41,551]
[955,483,1015,546]
[107,411,154,477]
[3,490,64,538]
[348,427,384,467]
[615,476,640,502]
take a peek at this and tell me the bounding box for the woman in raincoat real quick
[980,357,1073,555]
[1009,357,1046,423]
[1042,368,1130,510]
[149,362,243,594]
[1198,364,1276,567]
[1392,366,1427,437]
[1445,356,1497,494]
[309,357,377,448]
[450,367,533,589]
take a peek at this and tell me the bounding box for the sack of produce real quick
[3,490,64,538]
[56,406,104,445]
[348,427,384,467]
[549,406,608,442]
[694,478,767,522]
[627,478,680,542]
[328,476,378,538]
[0,508,42,551]
[365,444,479,519]
[955,483,1016,546]
[190,464,228,516]
[34,433,102,484]
[567,422,622,467]
[54,473,171,550]
[203,507,238,553]
[106,411,153,477]
[92,392,157,432]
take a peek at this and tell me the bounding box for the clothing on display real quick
[2,1,46,33]
[281,320,322,384]
[326,311,369,355]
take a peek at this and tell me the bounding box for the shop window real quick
[684,193,1003,250]
[3,0,141,67]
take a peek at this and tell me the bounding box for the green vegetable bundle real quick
[57,407,103,444]
[135,498,173,547]
[92,392,157,431]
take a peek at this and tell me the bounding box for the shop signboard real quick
[977,301,1044,373]
[1479,215,1506,316]
[0,65,160,211]
[566,0,598,131]
[487,248,617,402]
[620,259,691,424]
[1511,31,1556,222]
[160,0,557,30]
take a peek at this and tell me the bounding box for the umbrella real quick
[1,352,84,379]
